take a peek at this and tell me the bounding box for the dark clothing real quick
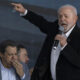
[23,10,80,80]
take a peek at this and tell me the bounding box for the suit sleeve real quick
[22,10,58,35]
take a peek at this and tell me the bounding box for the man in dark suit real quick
[11,3,80,80]
[0,40,30,80]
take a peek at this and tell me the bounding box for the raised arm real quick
[11,3,58,35]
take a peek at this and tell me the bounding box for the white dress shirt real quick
[0,61,16,80]
[0,61,25,80]
[51,25,75,80]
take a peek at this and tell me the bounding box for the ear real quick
[0,52,3,58]
[76,15,78,21]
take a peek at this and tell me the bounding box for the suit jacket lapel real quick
[61,25,80,67]
[67,25,78,43]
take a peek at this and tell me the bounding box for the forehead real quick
[5,46,17,53]
[58,7,74,15]
[20,48,27,53]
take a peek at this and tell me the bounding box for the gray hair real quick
[58,4,77,16]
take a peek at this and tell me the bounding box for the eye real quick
[8,54,13,56]
[58,15,62,18]
[64,14,70,18]
[65,15,68,18]
[15,53,17,55]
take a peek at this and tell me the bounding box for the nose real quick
[12,55,17,60]
[27,56,29,61]
[26,56,29,63]
[61,16,66,21]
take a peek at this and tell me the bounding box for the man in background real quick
[17,44,33,75]
[17,44,29,64]
[0,40,30,80]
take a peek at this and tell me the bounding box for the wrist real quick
[20,9,28,16]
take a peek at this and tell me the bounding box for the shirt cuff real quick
[20,10,28,16]
[61,43,67,50]
[21,73,25,80]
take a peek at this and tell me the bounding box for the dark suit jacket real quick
[23,10,80,80]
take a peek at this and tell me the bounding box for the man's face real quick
[58,7,78,33]
[18,48,29,64]
[1,46,17,68]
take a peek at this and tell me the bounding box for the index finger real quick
[11,3,19,6]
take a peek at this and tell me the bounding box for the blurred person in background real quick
[17,44,29,64]
[17,44,33,75]
[0,40,30,80]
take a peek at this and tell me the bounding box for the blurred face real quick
[18,48,29,64]
[0,46,17,68]
[58,7,78,33]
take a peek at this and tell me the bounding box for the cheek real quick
[67,17,74,23]
[68,21,74,28]
[23,56,26,61]
[23,56,27,62]
[8,57,12,61]
[20,56,25,60]
[14,56,18,60]
[5,57,11,64]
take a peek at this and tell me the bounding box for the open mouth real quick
[61,23,67,26]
